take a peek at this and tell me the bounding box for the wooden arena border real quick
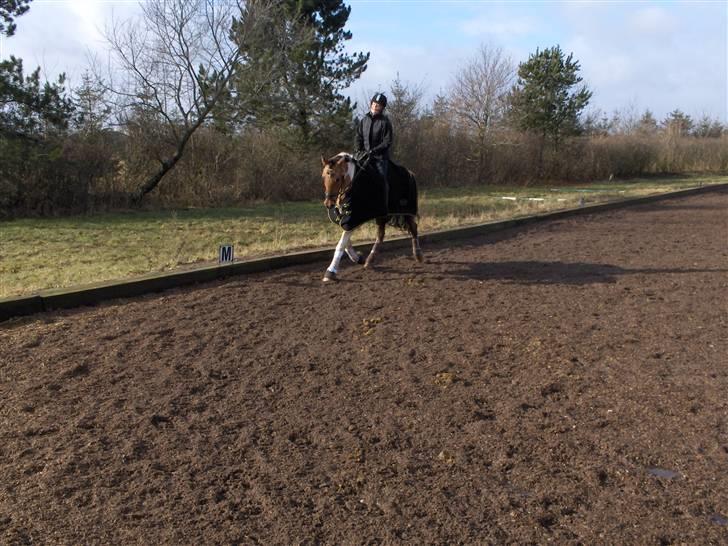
[2,183,726,322]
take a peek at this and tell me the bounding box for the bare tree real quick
[99,0,275,202]
[448,44,515,181]
[609,101,640,135]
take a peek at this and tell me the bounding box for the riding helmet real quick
[371,93,387,107]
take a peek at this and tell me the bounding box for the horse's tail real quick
[385,166,419,231]
[409,170,419,219]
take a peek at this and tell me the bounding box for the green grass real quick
[1,175,724,298]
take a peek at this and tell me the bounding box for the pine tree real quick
[511,45,592,149]
[0,0,32,37]
[72,72,111,135]
[637,109,658,135]
[580,109,610,137]
[1,1,73,140]
[692,114,723,138]
[233,0,368,149]
[387,75,423,132]
[661,109,693,137]
[0,58,73,140]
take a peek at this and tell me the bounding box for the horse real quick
[321,152,423,282]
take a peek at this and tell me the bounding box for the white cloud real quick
[628,6,678,34]
[557,3,726,122]
[68,0,106,42]
[1,1,141,84]
[565,35,635,87]
[461,15,533,37]
[345,41,468,109]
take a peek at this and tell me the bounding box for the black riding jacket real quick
[356,112,393,159]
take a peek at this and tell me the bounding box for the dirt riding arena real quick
[1,190,727,544]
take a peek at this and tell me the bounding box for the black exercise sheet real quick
[338,160,418,231]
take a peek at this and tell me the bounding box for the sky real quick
[1,0,726,123]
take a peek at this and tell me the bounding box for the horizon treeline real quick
[1,0,726,219]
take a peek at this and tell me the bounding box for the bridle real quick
[323,157,367,206]
[324,173,351,204]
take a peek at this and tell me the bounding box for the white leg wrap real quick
[327,231,352,274]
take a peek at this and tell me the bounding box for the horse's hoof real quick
[415,251,425,263]
[322,270,337,282]
[357,255,366,265]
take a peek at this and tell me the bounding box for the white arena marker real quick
[501,196,517,200]
[219,244,234,264]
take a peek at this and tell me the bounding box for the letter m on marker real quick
[219,244,234,264]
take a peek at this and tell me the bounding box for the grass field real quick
[1,175,725,298]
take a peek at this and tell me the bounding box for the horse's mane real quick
[333,152,353,161]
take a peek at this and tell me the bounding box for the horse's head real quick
[321,153,354,209]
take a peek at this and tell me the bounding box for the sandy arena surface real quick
[1,189,727,544]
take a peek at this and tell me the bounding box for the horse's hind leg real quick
[345,240,365,265]
[364,218,387,268]
[406,216,424,263]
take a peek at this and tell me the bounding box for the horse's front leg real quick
[323,230,353,282]
[364,218,387,268]
[406,216,424,263]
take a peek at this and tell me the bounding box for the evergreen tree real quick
[0,57,73,138]
[692,114,723,138]
[72,72,111,135]
[636,109,658,135]
[1,0,73,140]
[233,0,368,149]
[387,74,423,132]
[661,109,693,137]
[580,109,610,137]
[429,93,451,121]
[0,0,31,36]
[384,75,425,165]
[511,45,592,149]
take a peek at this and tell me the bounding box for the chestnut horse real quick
[321,152,423,282]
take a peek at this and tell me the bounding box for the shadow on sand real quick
[442,260,727,286]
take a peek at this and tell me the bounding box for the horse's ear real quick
[321,155,327,167]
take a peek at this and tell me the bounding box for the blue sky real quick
[1,0,726,123]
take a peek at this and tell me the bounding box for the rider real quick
[356,92,392,188]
